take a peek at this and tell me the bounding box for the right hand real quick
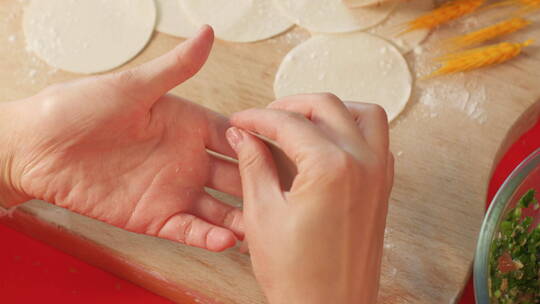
[226,94,394,304]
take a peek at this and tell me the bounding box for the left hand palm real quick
[8,27,243,252]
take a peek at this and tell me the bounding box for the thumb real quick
[226,127,281,207]
[110,25,214,107]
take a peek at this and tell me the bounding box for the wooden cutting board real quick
[2,1,540,303]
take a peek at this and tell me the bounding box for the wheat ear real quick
[404,0,485,33]
[427,39,533,77]
[447,17,531,49]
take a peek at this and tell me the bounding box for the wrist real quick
[265,280,352,304]
[263,253,382,304]
[0,101,30,207]
[268,290,349,304]
[269,285,377,304]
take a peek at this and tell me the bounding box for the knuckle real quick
[203,228,213,249]
[274,109,308,126]
[282,110,306,122]
[112,69,138,87]
[311,150,365,190]
[285,111,309,123]
[322,149,386,179]
[365,103,388,123]
[229,109,250,125]
[240,151,263,172]
[316,92,343,107]
[317,92,341,103]
[36,86,65,118]
[276,108,296,117]
[318,149,357,176]
[181,217,195,244]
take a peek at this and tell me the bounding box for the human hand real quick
[0,26,243,252]
[227,94,394,304]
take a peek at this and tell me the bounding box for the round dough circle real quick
[180,0,294,43]
[23,0,156,74]
[274,33,412,122]
[368,0,433,53]
[272,0,397,33]
[344,0,393,8]
[155,0,198,38]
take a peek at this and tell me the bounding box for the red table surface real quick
[1,120,540,304]
[459,118,540,304]
[0,222,173,303]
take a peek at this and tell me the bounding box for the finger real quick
[344,102,390,152]
[226,127,282,207]
[204,109,237,158]
[239,240,250,254]
[150,95,236,158]
[385,152,395,200]
[157,213,237,252]
[268,94,368,154]
[191,193,244,238]
[110,25,214,107]
[207,156,242,197]
[230,109,337,171]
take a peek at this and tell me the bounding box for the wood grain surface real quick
[2,1,540,303]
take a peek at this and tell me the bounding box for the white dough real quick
[155,0,198,38]
[343,0,394,8]
[23,0,156,74]
[273,0,397,34]
[274,33,412,122]
[369,0,433,53]
[180,0,294,43]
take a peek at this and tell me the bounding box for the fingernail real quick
[226,127,243,150]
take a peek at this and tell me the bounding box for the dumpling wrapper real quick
[368,0,434,53]
[181,0,294,42]
[23,0,156,74]
[155,0,199,38]
[273,0,397,33]
[274,33,412,122]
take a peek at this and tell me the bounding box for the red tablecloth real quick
[2,119,539,303]
[0,222,173,303]
[459,118,540,304]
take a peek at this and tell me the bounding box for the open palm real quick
[11,27,243,252]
